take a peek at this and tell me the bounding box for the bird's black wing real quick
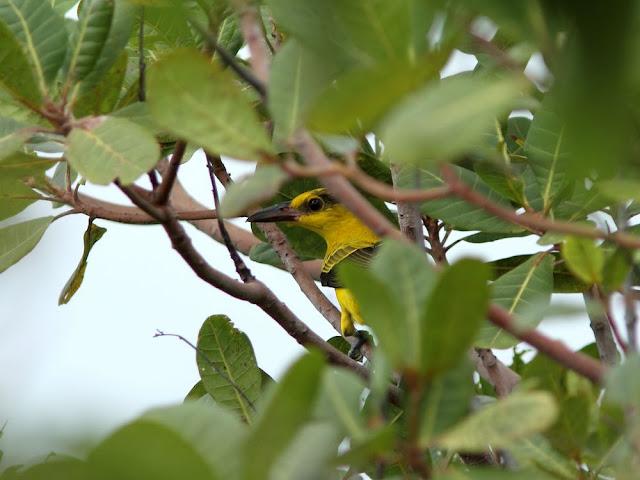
[320,244,380,288]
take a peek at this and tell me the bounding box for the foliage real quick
[2,0,640,478]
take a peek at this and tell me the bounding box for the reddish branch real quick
[154,141,186,205]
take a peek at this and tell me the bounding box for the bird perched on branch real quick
[247,188,379,358]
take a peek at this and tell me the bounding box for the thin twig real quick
[155,141,186,205]
[154,330,256,411]
[236,2,270,84]
[206,156,255,282]
[488,304,606,384]
[390,164,425,247]
[585,287,622,365]
[207,153,233,186]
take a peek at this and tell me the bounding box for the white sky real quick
[0,50,604,466]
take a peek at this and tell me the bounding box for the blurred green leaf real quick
[269,39,342,142]
[509,435,577,480]
[73,51,128,117]
[525,105,569,213]
[602,247,631,292]
[336,425,396,470]
[16,458,91,480]
[597,179,640,204]
[562,237,603,285]
[0,216,52,273]
[381,75,523,165]
[0,116,32,160]
[50,0,77,15]
[0,152,54,220]
[0,0,67,92]
[248,242,284,268]
[314,368,367,439]
[242,352,324,480]
[58,219,106,305]
[476,253,553,349]
[142,402,247,479]
[420,360,474,443]
[422,259,491,375]
[196,315,261,423]
[148,50,273,161]
[66,116,160,185]
[220,166,288,217]
[437,392,558,451]
[546,395,591,457]
[605,355,640,407]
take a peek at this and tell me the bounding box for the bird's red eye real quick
[308,197,324,211]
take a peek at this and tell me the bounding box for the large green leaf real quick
[65,116,160,185]
[73,50,128,117]
[421,259,491,375]
[58,219,106,305]
[267,0,433,66]
[49,0,76,15]
[0,0,67,92]
[525,106,569,213]
[380,75,523,165]
[307,56,445,134]
[196,315,261,424]
[314,368,367,439]
[220,166,288,217]
[15,458,91,480]
[561,236,604,285]
[269,39,343,142]
[437,392,558,451]
[242,352,324,480]
[605,354,640,407]
[0,20,41,104]
[396,165,521,232]
[88,415,219,480]
[0,116,32,159]
[65,0,114,84]
[141,402,247,480]
[77,0,135,90]
[148,50,273,161]
[476,253,553,349]
[419,360,474,443]
[0,152,54,220]
[0,216,52,273]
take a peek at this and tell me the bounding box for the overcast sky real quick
[0,50,598,466]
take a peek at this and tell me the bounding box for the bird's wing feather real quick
[320,244,380,288]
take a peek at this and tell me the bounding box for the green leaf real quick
[196,315,261,424]
[380,75,523,165]
[0,216,52,273]
[142,402,247,480]
[77,0,135,90]
[0,0,68,93]
[602,247,631,292]
[308,57,445,134]
[314,368,367,439]
[50,0,76,15]
[58,219,106,305]
[269,39,343,142]
[89,415,219,480]
[605,354,640,407]
[267,0,433,66]
[248,242,284,268]
[562,236,604,285]
[461,231,529,244]
[0,116,32,160]
[509,435,577,480]
[0,20,42,104]
[597,179,640,203]
[546,395,591,456]
[184,380,207,402]
[65,0,115,84]
[396,165,521,233]
[73,50,128,117]
[476,253,553,349]
[419,360,474,443]
[326,336,351,356]
[437,392,558,451]
[148,49,273,161]
[0,152,54,220]
[16,458,91,480]
[421,259,491,375]
[242,352,324,480]
[220,166,288,217]
[525,106,569,213]
[270,422,341,480]
[66,116,160,185]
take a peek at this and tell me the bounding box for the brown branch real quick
[283,160,452,203]
[155,141,186,205]
[206,153,233,186]
[442,165,640,250]
[390,164,424,246]
[206,156,255,283]
[116,182,371,380]
[236,2,270,84]
[471,349,520,397]
[488,304,606,384]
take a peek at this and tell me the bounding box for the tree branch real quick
[155,141,186,205]
[471,349,520,397]
[442,165,640,250]
[236,2,271,84]
[488,304,606,384]
[584,287,621,366]
[390,164,424,246]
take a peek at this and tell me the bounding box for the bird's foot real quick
[348,330,370,361]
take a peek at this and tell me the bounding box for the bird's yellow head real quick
[247,188,379,248]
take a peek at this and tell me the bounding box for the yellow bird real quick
[247,188,380,357]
